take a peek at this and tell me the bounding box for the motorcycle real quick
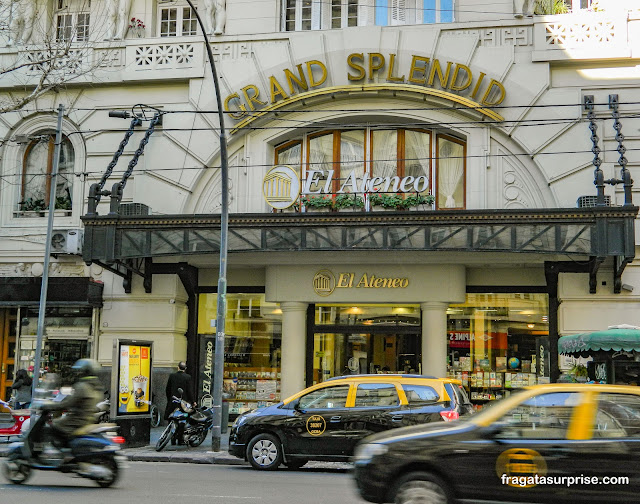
[2,392,126,487]
[155,388,213,452]
[0,399,30,439]
[96,391,110,424]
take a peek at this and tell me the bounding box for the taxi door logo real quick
[306,415,326,436]
[496,448,548,488]
[263,165,300,210]
[313,270,335,297]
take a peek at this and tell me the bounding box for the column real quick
[420,302,448,378]
[280,301,308,399]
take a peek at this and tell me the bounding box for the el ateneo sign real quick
[263,164,427,210]
[224,52,507,119]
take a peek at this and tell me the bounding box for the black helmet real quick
[71,358,99,378]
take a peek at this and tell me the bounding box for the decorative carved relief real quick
[26,50,87,73]
[134,44,195,68]
[449,27,532,47]
[501,154,542,209]
[0,262,88,278]
[211,42,253,62]
[97,49,124,68]
[544,19,617,48]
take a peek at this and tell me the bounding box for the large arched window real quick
[20,134,74,214]
[274,127,465,210]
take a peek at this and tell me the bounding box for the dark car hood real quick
[361,419,476,445]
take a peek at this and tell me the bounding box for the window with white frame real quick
[284,0,365,31]
[374,0,454,26]
[331,0,359,28]
[159,4,197,37]
[55,1,91,42]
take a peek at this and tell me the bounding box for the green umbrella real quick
[559,325,640,355]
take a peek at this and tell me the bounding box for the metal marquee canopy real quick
[81,206,637,294]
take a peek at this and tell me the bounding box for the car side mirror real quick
[291,398,302,412]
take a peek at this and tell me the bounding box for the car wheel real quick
[393,472,450,504]
[284,458,308,470]
[247,433,283,470]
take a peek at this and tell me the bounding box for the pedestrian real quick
[11,368,32,409]
[165,361,194,445]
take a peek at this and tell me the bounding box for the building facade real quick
[0,0,639,415]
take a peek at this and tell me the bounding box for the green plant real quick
[19,198,46,212]
[534,0,569,15]
[301,194,333,209]
[333,193,364,210]
[55,195,72,210]
[571,364,588,378]
[369,192,403,209]
[400,193,435,209]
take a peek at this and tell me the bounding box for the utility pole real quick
[31,104,65,401]
[183,0,229,452]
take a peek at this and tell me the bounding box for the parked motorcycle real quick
[0,399,30,439]
[155,388,213,451]
[2,393,126,487]
[96,391,110,424]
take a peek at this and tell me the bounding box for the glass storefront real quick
[311,304,421,385]
[197,294,282,417]
[446,293,549,409]
[17,306,93,386]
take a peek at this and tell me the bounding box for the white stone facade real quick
[0,1,639,399]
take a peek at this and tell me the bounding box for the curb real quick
[122,450,248,465]
[0,445,246,466]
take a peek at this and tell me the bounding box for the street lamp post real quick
[32,104,65,401]
[183,0,229,452]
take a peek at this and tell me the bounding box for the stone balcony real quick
[0,12,636,89]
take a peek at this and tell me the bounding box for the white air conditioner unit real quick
[51,229,83,254]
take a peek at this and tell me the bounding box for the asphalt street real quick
[0,461,367,504]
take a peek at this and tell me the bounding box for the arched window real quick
[274,127,465,210]
[20,134,74,214]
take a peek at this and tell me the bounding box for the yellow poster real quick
[118,344,151,414]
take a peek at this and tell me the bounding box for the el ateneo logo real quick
[313,269,409,296]
[263,165,301,210]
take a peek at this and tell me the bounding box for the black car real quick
[353,384,640,504]
[228,374,472,470]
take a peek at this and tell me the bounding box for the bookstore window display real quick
[446,293,549,409]
[198,293,282,418]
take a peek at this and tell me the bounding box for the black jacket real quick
[166,370,193,403]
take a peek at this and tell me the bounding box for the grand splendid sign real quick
[224,52,507,119]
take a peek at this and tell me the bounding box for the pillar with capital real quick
[279,301,308,399]
[420,302,449,378]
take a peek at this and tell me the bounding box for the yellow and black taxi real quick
[228,374,472,470]
[353,383,640,504]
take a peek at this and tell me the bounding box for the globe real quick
[508,357,520,369]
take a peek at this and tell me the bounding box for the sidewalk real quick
[121,426,246,465]
[0,426,246,466]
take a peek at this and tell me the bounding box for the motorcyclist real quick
[49,359,104,447]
